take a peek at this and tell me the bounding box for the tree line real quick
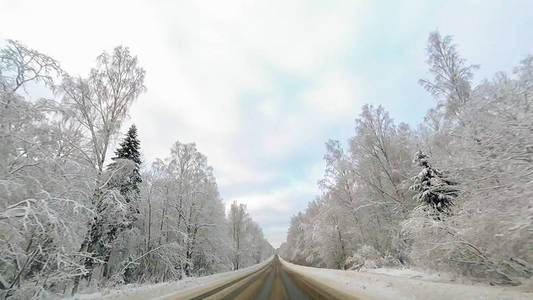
[279,31,532,286]
[0,40,273,299]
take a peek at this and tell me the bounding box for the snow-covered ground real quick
[68,257,273,300]
[365,267,458,283]
[280,258,533,300]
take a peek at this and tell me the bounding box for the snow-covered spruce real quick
[409,150,458,218]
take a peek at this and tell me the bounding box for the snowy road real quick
[159,256,345,299]
[184,256,319,299]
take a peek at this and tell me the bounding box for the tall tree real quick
[229,201,248,270]
[101,124,142,279]
[109,124,142,202]
[419,31,478,120]
[61,46,146,294]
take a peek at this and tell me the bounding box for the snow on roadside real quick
[364,267,453,282]
[366,267,533,289]
[68,257,273,300]
[280,258,533,300]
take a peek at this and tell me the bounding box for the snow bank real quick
[364,267,452,282]
[69,257,273,300]
[280,258,532,300]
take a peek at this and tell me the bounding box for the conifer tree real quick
[109,124,142,202]
[410,150,458,218]
[101,124,143,279]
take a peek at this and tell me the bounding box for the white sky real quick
[1,0,532,247]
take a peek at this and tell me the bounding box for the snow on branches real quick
[410,150,458,218]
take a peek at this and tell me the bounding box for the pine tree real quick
[109,124,142,202]
[410,150,458,218]
[101,124,142,279]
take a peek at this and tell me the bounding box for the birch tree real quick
[419,31,479,120]
[60,46,146,294]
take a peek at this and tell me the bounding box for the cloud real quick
[231,181,315,213]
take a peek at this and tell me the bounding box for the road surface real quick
[160,255,354,299]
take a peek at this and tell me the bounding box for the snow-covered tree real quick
[99,124,143,279]
[229,201,248,270]
[109,124,142,202]
[0,40,92,299]
[410,150,458,217]
[419,31,479,120]
[228,201,272,270]
[61,46,146,294]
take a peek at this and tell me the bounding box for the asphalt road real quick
[187,255,333,300]
[254,256,311,300]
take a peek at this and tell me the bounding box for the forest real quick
[279,32,532,286]
[0,40,273,299]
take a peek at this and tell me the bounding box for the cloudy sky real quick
[1,0,532,247]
